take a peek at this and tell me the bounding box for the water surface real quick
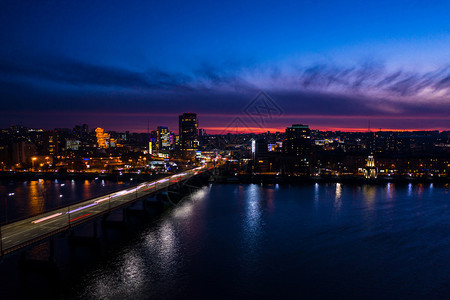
[0,179,131,222]
[74,182,450,299]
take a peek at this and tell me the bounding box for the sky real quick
[0,0,449,133]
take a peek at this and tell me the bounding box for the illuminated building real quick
[267,144,277,152]
[363,155,378,179]
[95,127,110,148]
[179,113,199,151]
[157,126,171,153]
[65,139,80,151]
[148,141,153,154]
[109,138,117,147]
[42,131,59,155]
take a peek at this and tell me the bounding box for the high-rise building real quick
[284,124,311,155]
[179,113,199,151]
[254,138,271,172]
[42,131,59,155]
[74,124,89,140]
[149,130,158,154]
[283,124,312,174]
[157,126,171,153]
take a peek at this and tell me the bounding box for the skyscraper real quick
[284,124,311,156]
[157,126,170,153]
[179,113,199,151]
[283,124,312,174]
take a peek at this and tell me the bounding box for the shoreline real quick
[0,171,448,185]
[212,174,449,185]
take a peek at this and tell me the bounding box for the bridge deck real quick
[0,166,207,256]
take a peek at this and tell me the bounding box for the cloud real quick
[1,54,449,103]
[0,56,191,90]
[0,55,449,132]
[262,62,450,101]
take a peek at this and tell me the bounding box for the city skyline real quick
[1,1,449,132]
[5,116,449,136]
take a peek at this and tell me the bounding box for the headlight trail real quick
[32,213,63,224]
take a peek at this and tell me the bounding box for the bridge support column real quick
[49,238,54,263]
[101,211,127,230]
[126,204,148,218]
[68,221,100,246]
[144,197,165,215]
[19,238,57,272]
[123,208,128,223]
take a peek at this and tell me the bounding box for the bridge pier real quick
[126,205,149,218]
[101,210,128,229]
[167,190,183,204]
[144,197,165,214]
[19,238,58,272]
[68,220,100,246]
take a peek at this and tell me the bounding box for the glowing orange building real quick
[95,127,110,148]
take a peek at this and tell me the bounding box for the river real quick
[0,179,131,223]
[1,182,450,298]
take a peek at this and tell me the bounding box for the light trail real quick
[67,203,97,214]
[69,213,91,222]
[32,213,63,224]
[94,197,109,204]
[111,191,127,197]
[172,173,187,177]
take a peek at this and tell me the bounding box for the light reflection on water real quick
[334,183,342,212]
[0,179,131,222]
[243,185,263,249]
[362,185,376,209]
[314,182,319,209]
[75,183,450,299]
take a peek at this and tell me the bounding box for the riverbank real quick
[212,174,449,185]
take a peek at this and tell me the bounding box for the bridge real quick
[0,166,211,257]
